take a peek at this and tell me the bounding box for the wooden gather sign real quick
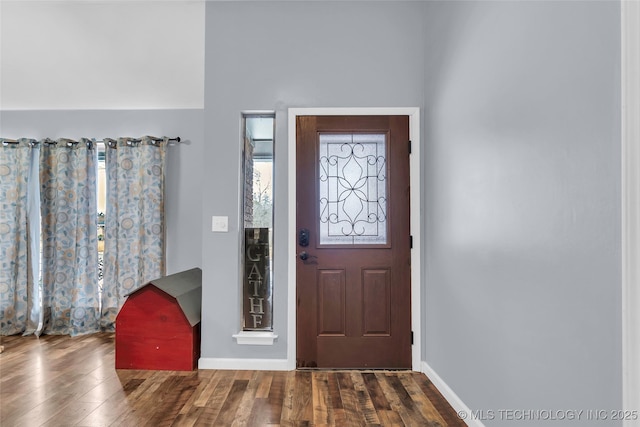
[243,228,272,330]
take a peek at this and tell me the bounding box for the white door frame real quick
[287,107,421,370]
[622,1,640,424]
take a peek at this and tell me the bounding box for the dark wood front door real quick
[296,115,411,369]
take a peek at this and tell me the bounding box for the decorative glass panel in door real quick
[318,133,388,245]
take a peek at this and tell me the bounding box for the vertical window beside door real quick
[241,114,275,331]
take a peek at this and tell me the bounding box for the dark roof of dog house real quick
[125,267,202,326]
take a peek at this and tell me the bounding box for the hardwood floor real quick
[0,333,466,426]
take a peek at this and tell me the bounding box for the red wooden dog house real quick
[115,268,202,371]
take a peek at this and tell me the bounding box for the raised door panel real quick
[317,269,346,336]
[362,269,391,336]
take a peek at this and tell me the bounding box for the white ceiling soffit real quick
[0,0,205,110]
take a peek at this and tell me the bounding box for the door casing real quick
[286,107,421,370]
[622,1,640,421]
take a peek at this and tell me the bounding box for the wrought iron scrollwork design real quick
[319,135,387,244]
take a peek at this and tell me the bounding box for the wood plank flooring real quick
[0,333,466,426]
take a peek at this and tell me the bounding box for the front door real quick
[296,115,411,368]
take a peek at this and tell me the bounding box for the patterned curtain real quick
[39,139,99,336]
[100,136,167,331]
[0,139,37,335]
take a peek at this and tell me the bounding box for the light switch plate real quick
[211,216,229,232]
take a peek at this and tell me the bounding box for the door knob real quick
[299,251,317,261]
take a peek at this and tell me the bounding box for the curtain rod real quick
[2,137,181,146]
[97,137,181,144]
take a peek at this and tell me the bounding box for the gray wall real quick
[202,1,426,359]
[0,109,204,275]
[422,1,622,425]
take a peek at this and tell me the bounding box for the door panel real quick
[362,269,391,336]
[317,269,346,336]
[296,115,411,369]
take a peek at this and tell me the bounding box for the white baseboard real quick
[198,357,292,371]
[422,361,485,427]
